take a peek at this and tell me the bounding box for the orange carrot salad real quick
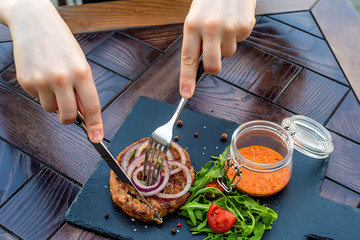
[227,145,291,197]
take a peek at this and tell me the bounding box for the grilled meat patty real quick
[109,137,195,224]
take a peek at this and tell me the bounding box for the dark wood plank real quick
[89,61,132,110]
[0,85,101,184]
[312,0,360,104]
[186,75,293,124]
[0,140,42,205]
[0,167,80,240]
[269,11,323,38]
[0,226,18,240]
[0,65,32,98]
[275,68,348,124]
[0,42,13,73]
[327,91,360,143]
[51,223,113,240]
[75,31,112,55]
[325,132,360,193]
[102,37,183,140]
[217,42,301,102]
[0,24,12,43]
[246,16,348,85]
[320,178,360,208]
[87,32,161,81]
[121,24,183,52]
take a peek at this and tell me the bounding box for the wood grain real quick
[0,140,42,205]
[56,0,317,34]
[57,0,191,34]
[101,37,183,140]
[0,85,101,184]
[0,65,32,98]
[0,42,13,73]
[0,226,18,240]
[325,132,360,193]
[320,178,360,208]
[87,32,161,81]
[275,68,348,124]
[269,11,323,38]
[326,91,360,143]
[0,167,79,240]
[51,223,113,240]
[186,75,293,125]
[0,24,12,43]
[89,61,131,110]
[312,0,360,103]
[246,16,348,85]
[121,24,183,52]
[75,31,112,55]
[217,42,301,102]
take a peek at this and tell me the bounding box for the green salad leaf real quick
[178,146,278,240]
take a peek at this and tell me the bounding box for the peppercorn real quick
[171,228,177,235]
[177,120,183,127]
[221,133,228,141]
[177,223,182,228]
[104,213,109,219]
[174,136,179,141]
[194,132,199,137]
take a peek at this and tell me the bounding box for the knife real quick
[75,112,162,223]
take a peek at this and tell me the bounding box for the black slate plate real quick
[66,97,360,240]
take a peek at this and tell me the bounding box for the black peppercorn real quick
[174,136,179,141]
[171,228,177,235]
[104,213,109,219]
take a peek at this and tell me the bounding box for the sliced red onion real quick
[126,154,146,176]
[156,161,192,199]
[169,141,187,175]
[120,142,143,171]
[135,140,173,160]
[132,166,163,192]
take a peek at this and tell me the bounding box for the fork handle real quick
[169,56,204,125]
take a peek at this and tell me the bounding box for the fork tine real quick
[142,139,154,181]
[147,143,162,185]
[153,147,167,184]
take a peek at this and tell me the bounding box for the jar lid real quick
[281,115,334,159]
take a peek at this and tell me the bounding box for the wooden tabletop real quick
[0,0,359,239]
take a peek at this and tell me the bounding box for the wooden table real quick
[0,0,359,239]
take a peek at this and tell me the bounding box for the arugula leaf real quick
[178,146,278,240]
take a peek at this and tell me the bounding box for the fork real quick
[143,56,204,185]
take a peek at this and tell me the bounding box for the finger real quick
[202,35,222,75]
[180,27,202,99]
[38,90,58,113]
[54,86,78,125]
[75,76,103,143]
[221,37,237,57]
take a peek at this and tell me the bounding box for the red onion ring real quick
[156,161,192,199]
[126,154,146,176]
[120,142,143,171]
[169,141,187,175]
[132,166,163,192]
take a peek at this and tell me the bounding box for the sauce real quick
[227,145,291,197]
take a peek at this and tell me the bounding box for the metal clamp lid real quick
[281,115,334,159]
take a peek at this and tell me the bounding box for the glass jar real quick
[218,115,334,197]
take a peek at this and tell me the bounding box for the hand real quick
[0,0,103,143]
[179,0,256,98]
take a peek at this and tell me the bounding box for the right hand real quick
[0,0,103,143]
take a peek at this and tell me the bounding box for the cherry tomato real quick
[207,204,236,233]
[205,181,225,199]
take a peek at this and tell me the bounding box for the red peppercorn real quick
[177,223,182,228]
[194,132,199,137]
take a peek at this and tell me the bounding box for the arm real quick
[179,0,256,98]
[0,0,103,143]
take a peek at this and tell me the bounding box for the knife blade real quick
[75,112,162,223]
